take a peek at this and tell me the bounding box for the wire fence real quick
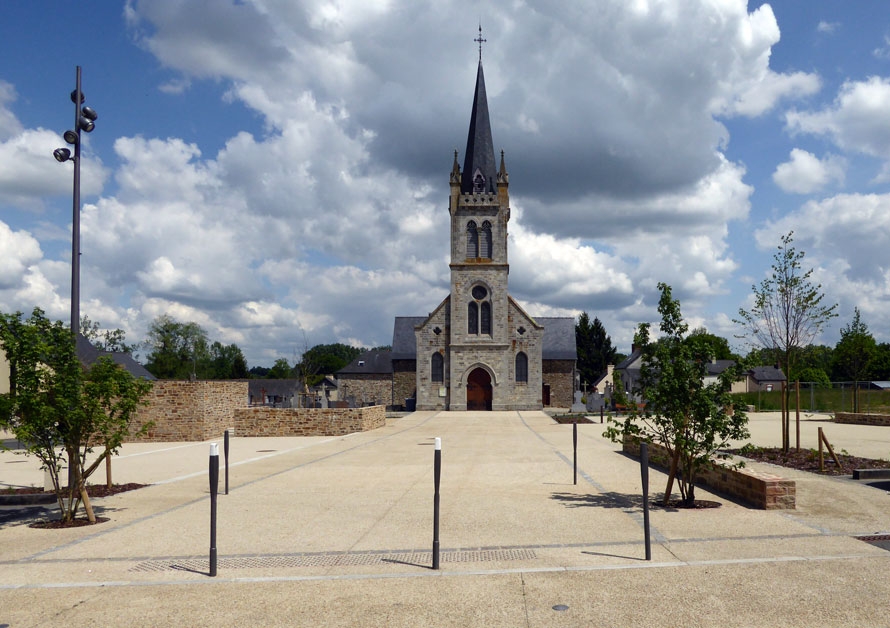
[733,383,890,414]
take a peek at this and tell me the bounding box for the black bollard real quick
[432,437,441,570]
[600,406,604,423]
[224,429,230,495]
[640,442,651,561]
[573,420,578,485]
[209,443,219,576]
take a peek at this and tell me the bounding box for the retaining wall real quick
[129,380,247,442]
[834,412,890,426]
[233,406,386,437]
[623,437,795,510]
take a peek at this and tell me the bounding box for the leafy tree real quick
[607,284,749,507]
[685,327,735,360]
[207,341,248,379]
[297,343,363,387]
[576,312,617,388]
[870,343,890,381]
[80,315,136,353]
[833,308,876,411]
[795,366,831,388]
[735,231,837,451]
[249,366,270,378]
[143,315,210,379]
[267,357,294,379]
[0,309,153,523]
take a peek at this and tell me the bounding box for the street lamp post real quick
[54,65,98,335]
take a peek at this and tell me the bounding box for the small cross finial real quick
[475,24,486,62]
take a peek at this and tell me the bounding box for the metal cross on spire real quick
[475,24,486,62]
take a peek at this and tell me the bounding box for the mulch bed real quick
[726,447,890,476]
[552,415,596,424]
[3,482,147,498]
[30,517,110,529]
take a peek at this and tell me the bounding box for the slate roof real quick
[391,316,427,360]
[460,61,497,195]
[706,360,737,377]
[747,365,786,382]
[536,317,577,360]
[337,350,393,375]
[75,334,156,380]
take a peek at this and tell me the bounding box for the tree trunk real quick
[80,485,96,524]
[662,445,681,507]
[105,447,113,489]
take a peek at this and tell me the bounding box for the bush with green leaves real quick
[605,284,749,507]
[0,308,153,522]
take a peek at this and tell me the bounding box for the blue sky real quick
[3,1,890,368]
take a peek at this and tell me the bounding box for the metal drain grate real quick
[855,534,890,552]
[130,548,537,572]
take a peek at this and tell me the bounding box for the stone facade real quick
[234,406,385,437]
[338,374,392,407]
[392,359,416,407]
[129,380,247,442]
[543,360,575,408]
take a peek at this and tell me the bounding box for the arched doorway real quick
[466,368,493,411]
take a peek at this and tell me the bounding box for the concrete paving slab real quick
[3,410,890,626]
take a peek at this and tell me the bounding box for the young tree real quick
[576,312,617,388]
[833,308,876,412]
[0,309,153,523]
[735,231,837,451]
[607,284,749,507]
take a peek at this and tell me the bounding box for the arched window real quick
[481,301,492,335]
[515,352,528,383]
[468,302,478,334]
[481,221,492,259]
[466,221,478,258]
[431,352,444,383]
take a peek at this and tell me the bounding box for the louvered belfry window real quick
[516,352,528,382]
[468,302,478,334]
[431,352,444,383]
[467,221,478,259]
[481,221,492,259]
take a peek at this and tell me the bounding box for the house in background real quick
[337,350,393,408]
[744,366,786,392]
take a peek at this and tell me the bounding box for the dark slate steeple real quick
[461,60,497,195]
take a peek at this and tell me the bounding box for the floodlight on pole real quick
[53,66,98,335]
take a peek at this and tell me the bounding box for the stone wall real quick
[233,405,385,436]
[543,360,574,408]
[392,359,416,409]
[129,380,247,442]
[835,412,890,426]
[623,437,795,510]
[338,374,392,408]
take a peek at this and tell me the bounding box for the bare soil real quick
[726,447,890,476]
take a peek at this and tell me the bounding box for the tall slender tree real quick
[833,308,876,412]
[735,231,837,451]
[576,312,617,389]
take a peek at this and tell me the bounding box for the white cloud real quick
[786,76,890,159]
[817,21,839,34]
[773,149,846,194]
[756,193,890,342]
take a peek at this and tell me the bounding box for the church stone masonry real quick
[396,57,574,411]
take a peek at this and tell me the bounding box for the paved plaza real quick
[2,411,890,627]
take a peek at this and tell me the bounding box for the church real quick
[389,53,577,411]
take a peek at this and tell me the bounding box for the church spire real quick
[461,28,497,195]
